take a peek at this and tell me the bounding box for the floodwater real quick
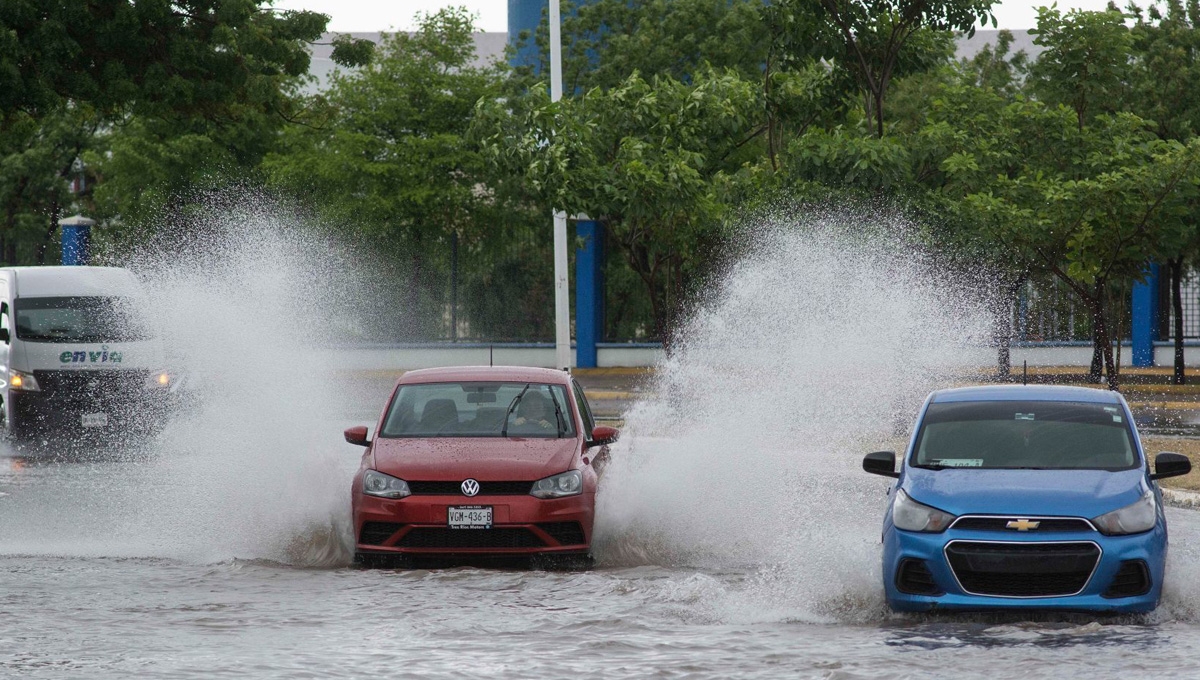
[4,429,1200,679]
[7,207,1200,678]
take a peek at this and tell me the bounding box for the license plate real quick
[448,505,492,529]
[81,413,108,428]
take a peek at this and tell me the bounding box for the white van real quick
[0,266,173,438]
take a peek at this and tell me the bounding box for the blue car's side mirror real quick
[863,451,899,478]
[1151,452,1191,480]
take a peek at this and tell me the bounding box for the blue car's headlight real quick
[892,489,955,532]
[1093,490,1157,535]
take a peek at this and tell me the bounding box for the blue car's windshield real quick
[911,400,1139,471]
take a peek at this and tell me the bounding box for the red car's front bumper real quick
[353,492,595,556]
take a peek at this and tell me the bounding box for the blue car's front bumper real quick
[883,523,1165,613]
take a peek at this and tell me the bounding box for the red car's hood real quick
[371,436,579,481]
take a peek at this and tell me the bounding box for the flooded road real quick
[6,217,1200,678]
[5,414,1200,679]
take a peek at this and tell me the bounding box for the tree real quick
[515,0,770,93]
[266,8,542,340]
[1127,0,1200,384]
[941,99,1200,390]
[0,0,373,264]
[478,69,761,344]
[772,0,996,137]
[1028,6,1133,131]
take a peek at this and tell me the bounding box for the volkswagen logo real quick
[461,479,480,497]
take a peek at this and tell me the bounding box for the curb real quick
[1163,487,1200,509]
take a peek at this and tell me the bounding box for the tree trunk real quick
[873,87,885,138]
[996,273,1027,378]
[1090,283,1119,391]
[37,195,61,265]
[1172,257,1186,385]
[449,231,458,342]
[1088,284,1106,383]
[1089,331,1104,383]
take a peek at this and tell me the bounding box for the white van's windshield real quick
[14,296,153,343]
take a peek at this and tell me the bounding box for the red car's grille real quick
[359,522,405,545]
[537,522,586,545]
[406,481,533,495]
[398,528,545,549]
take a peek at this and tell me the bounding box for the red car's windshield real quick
[380,382,576,438]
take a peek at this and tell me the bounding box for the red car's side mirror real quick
[588,425,619,448]
[344,426,370,447]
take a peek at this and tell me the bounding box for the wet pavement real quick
[3,367,1200,678]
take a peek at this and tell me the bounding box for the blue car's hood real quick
[901,467,1148,519]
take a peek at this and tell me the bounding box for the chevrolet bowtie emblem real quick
[1006,519,1041,531]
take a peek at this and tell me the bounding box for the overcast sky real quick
[273,0,1124,33]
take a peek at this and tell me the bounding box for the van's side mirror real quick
[1,302,9,314]
[1151,452,1191,480]
[587,425,619,448]
[0,328,10,344]
[863,451,900,478]
[344,426,370,447]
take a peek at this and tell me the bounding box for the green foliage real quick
[0,0,369,264]
[265,8,550,340]
[1028,7,1133,129]
[771,0,996,136]
[478,68,761,341]
[517,0,769,92]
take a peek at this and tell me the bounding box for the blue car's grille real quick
[951,517,1095,533]
[945,541,1100,597]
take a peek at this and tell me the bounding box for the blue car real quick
[864,385,1191,613]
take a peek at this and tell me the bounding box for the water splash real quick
[0,193,397,566]
[593,207,992,620]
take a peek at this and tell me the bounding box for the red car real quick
[347,366,618,567]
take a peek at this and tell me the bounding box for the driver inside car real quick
[510,391,556,433]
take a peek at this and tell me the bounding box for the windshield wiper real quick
[549,393,567,438]
[500,383,531,438]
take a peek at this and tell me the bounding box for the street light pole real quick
[549,0,571,371]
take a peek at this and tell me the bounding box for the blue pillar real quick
[1132,264,1160,367]
[575,218,604,368]
[60,215,95,266]
[508,0,543,70]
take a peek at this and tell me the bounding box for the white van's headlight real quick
[1093,490,1157,535]
[146,371,172,389]
[7,370,39,391]
[892,489,955,532]
[530,470,583,498]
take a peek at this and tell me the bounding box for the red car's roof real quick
[397,365,572,385]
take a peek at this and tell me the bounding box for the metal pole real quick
[549,0,570,370]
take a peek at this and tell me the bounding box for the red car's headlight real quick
[363,470,411,499]
[530,470,582,499]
